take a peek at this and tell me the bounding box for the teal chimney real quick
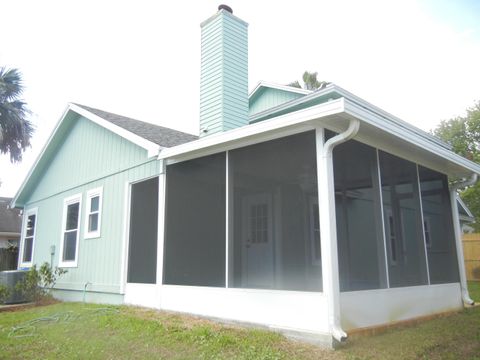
[200,5,249,137]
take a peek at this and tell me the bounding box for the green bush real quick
[15,262,67,303]
[0,284,10,304]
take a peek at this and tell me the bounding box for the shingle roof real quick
[74,104,198,148]
[0,197,21,233]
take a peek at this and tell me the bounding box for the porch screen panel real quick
[379,151,429,287]
[164,153,226,287]
[127,177,158,284]
[333,140,387,291]
[229,131,321,291]
[418,166,459,284]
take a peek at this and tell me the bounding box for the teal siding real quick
[200,10,248,136]
[249,88,306,117]
[23,116,160,294]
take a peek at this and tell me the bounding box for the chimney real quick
[200,5,249,137]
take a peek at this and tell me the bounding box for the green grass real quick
[1,299,480,360]
[469,281,480,302]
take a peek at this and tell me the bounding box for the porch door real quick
[127,177,158,284]
[241,193,274,288]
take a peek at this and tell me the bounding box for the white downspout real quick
[317,119,360,343]
[450,173,477,305]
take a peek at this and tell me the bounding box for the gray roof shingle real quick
[74,104,198,148]
[0,197,21,233]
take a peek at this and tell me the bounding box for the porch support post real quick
[450,173,477,305]
[316,120,359,343]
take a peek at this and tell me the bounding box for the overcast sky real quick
[1,0,479,197]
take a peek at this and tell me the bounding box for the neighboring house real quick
[10,6,480,346]
[0,197,21,270]
[457,196,475,233]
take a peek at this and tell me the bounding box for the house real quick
[0,197,21,271]
[457,196,475,233]
[11,6,480,346]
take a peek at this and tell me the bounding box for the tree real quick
[287,71,329,91]
[0,67,33,163]
[433,100,480,230]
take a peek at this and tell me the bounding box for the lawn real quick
[469,281,480,302]
[0,284,478,360]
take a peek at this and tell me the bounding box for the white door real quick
[241,193,274,288]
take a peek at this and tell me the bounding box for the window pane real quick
[66,202,80,230]
[164,153,226,287]
[63,231,77,261]
[230,131,321,291]
[26,214,36,237]
[23,237,33,262]
[379,151,428,287]
[89,213,99,232]
[333,140,387,291]
[90,196,99,212]
[418,166,459,284]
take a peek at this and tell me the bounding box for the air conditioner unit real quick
[0,270,28,304]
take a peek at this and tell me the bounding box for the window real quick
[309,198,321,266]
[84,187,103,239]
[59,194,82,267]
[423,218,431,248]
[20,208,38,267]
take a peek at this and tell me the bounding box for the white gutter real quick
[317,118,360,342]
[450,173,477,305]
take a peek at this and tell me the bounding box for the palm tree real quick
[0,67,33,163]
[287,71,329,91]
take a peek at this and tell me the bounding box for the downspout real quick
[450,173,477,305]
[318,119,360,343]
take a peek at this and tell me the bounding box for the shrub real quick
[15,262,67,303]
[0,284,10,304]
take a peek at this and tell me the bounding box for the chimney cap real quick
[218,4,233,14]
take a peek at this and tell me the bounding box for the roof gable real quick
[249,81,311,117]
[12,104,197,208]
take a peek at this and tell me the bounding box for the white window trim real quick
[84,186,103,239]
[19,207,38,268]
[59,193,82,268]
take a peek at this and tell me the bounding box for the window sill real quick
[84,232,101,240]
[58,261,78,268]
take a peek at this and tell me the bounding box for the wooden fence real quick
[0,248,18,271]
[463,233,480,281]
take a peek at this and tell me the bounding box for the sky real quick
[0,0,479,197]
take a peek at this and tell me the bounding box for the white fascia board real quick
[69,104,160,158]
[249,81,312,99]
[343,98,480,176]
[331,85,450,150]
[158,98,346,161]
[11,104,72,209]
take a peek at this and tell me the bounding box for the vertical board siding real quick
[22,117,160,293]
[200,10,248,136]
[463,233,480,281]
[249,88,306,116]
